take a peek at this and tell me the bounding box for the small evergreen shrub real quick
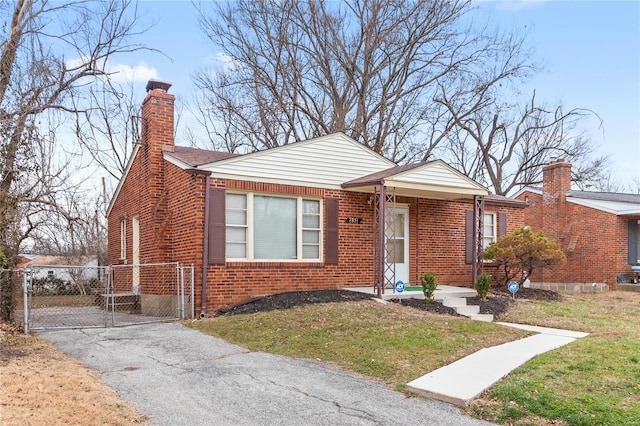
[475,273,491,302]
[420,272,438,303]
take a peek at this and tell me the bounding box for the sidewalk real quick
[405,323,589,406]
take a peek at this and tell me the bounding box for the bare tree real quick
[436,85,607,195]
[0,0,145,257]
[193,0,532,161]
[72,82,141,182]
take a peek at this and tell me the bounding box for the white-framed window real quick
[120,218,127,259]
[483,212,496,249]
[225,193,322,261]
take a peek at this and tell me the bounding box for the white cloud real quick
[492,0,545,12]
[107,62,159,83]
[207,52,242,73]
[65,57,158,83]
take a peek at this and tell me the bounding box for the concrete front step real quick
[441,298,467,308]
[454,305,480,316]
[469,314,494,322]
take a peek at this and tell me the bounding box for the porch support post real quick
[472,195,485,286]
[375,184,386,298]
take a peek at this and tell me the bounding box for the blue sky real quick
[119,0,639,189]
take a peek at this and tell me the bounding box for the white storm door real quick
[384,207,409,285]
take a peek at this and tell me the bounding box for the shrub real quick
[420,272,438,303]
[484,226,566,286]
[475,273,491,302]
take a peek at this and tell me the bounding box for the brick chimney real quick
[140,79,175,263]
[541,158,572,269]
[142,79,174,151]
[542,158,572,201]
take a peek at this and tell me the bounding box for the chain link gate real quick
[16,262,194,332]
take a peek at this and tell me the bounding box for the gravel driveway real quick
[39,322,495,426]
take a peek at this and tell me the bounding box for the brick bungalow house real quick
[514,159,640,291]
[107,80,527,315]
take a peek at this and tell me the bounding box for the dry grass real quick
[0,328,148,426]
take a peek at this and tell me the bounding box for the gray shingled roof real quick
[567,190,640,204]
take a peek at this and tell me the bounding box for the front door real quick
[385,206,409,285]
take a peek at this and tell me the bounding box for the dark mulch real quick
[214,287,562,318]
[215,289,373,316]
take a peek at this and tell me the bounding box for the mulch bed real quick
[214,287,562,318]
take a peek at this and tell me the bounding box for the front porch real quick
[346,284,475,300]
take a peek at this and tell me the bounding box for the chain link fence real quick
[9,262,193,332]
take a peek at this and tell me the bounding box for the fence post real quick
[22,269,29,334]
[180,265,185,320]
[190,266,195,319]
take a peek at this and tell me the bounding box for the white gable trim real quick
[106,144,141,217]
[200,132,395,187]
[163,152,194,170]
[391,160,487,192]
[567,197,640,216]
[512,187,542,198]
[200,133,394,169]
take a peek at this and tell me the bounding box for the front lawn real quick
[188,291,640,425]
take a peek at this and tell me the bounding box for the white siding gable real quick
[389,161,486,192]
[201,133,395,188]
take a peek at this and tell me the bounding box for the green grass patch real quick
[186,292,640,425]
[469,293,640,425]
[187,300,527,390]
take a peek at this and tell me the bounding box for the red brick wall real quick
[517,188,635,289]
[414,199,524,285]
[107,83,528,312]
[111,152,526,311]
[517,157,639,289]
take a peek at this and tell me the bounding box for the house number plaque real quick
[345,217,363,224]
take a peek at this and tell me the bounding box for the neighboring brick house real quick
[515,159,640,291]
[107,80,527,314]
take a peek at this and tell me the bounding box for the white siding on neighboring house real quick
[201,133,395,188]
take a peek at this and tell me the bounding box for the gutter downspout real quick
[201,174,211,318]
[186,168,211,319]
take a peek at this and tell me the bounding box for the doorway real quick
[385,206,409,285]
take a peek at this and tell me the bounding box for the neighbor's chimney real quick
[541,158,572,250]
[542,158,571,199]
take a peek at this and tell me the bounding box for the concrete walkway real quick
[406,323,589,406]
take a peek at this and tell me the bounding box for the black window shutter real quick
[498,212,507,237]
[465,210,473,264]
[629,220,639,265]
[326,198,339,264]
[208,188,226,265]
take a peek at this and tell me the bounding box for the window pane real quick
[385,239,404,263]
[227,243,246,258]
[227,210,246,226]
[385,213,405,238]
[254,196,296,259]
[226,227,246,243]
[483,214,495,237]
[302,245,319,259]
[227,193,246,209]
[303,230,319,244]
[303,215,320,228]
[303,200,320,214]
